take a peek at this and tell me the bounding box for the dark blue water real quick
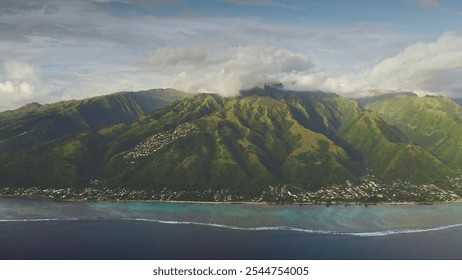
[1,219,462,259]
[2,197,462,259]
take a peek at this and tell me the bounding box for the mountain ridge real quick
[1,88,460,198]
[0,88,187,155]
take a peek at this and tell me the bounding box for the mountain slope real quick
[101,92,356,192]
[0,89,460,194]
[0,132,107,187]
[364,93,462,168]
[0,89,186,155]
[338,111,454,183]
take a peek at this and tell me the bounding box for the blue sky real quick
[1,0,462,110]
[95,0,460,34]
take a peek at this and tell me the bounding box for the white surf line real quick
[124,218,462,237]
[2,217,462,237]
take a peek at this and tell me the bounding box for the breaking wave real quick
[125,218,462,237]
[1,217,461,237]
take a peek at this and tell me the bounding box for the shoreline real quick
[2,194,462,206]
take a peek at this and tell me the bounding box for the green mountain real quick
[363,92,462,168]
[338,111,454,183]
[0,89,186,155]
[0,87,458,195]
[101,91,357,192]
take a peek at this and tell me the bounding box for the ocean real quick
[1,197,462,259]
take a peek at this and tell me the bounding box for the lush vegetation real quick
[0,88,186,155]
[1,88,462,198]
[364,93,462,168]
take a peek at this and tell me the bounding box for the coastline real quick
[2,194,462,206]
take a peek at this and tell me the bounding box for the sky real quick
[1,0,462,111]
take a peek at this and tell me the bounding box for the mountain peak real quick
[19,102,43,111]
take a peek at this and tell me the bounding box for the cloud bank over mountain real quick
[1,0,462,110]
[287,32,462,97]
[149,43,314,96]
[146,32,462,98]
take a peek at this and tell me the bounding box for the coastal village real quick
[263,175,461,204]
[1,174,460,204]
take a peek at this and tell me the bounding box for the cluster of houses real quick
[0,187,254,202]
[124,122,198,159]
[263,175,461,204]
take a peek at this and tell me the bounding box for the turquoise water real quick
[2,197,462,235]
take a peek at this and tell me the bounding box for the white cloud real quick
[148,43,314,96]
[145,32,462,98]
[0,80,37,110]
[0,60,49,111]
[362,32,462,92]
[280,32,462,97]
[3,60,40,81]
